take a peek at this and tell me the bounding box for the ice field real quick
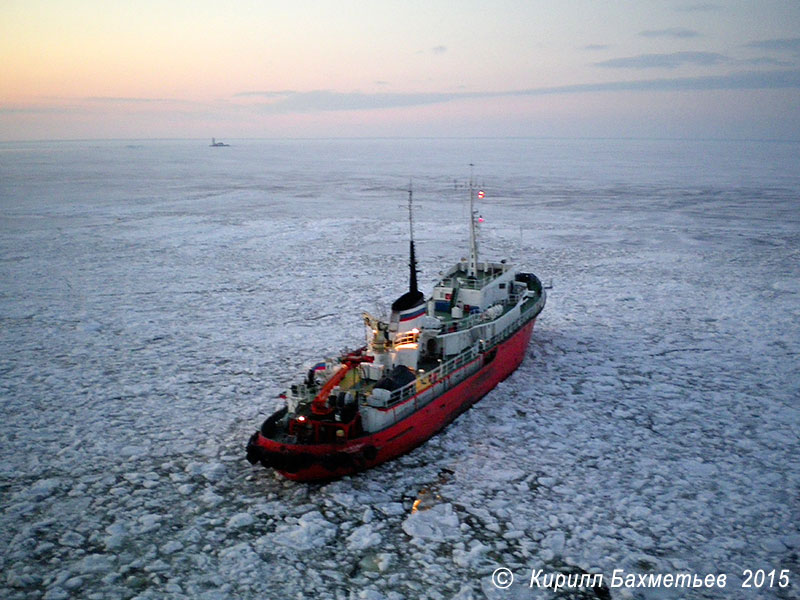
[1,138,799,599]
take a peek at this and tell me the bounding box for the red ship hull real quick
[248,319,536,482]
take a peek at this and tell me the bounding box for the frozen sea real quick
[1,137,799,600]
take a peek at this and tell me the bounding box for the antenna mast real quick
[407,182,419,295]
[407,182,415,245]
[468,164,479,277]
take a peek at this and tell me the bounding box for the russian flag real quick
[313,362,327,371]
[399,305,426,322]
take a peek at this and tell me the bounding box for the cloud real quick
[0,105,68,114]
[431,45,447,55]
[0,97,182,115]
[84,96,174,103]
[250,90,474,113]
[741,57,793,67]
[233,90,296,98]
[639,28,700,39]
[583,44,610,51]
[514,69,800,95]
[674,3,720,12]
[237,70,800,114]
[595,51,729,69]
[9,69,800,123]
[744,38,800,53]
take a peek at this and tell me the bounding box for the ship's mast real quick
[468,164,479,278]
[407,183,419,295]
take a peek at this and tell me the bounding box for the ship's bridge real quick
[431,259,515,318]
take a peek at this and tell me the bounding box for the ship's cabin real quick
[430,259,516,320]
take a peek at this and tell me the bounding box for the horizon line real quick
[2,134,800,145]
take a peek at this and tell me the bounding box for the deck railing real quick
[387,343,480,406]
[438,266,509,290]
[383,290,546,409]
[289,288,545,415]
[436,289,525,334]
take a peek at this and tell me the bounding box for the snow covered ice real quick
[1,138,799,599]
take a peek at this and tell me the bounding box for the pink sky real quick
[2,1,799,140]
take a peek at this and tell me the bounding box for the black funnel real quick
[391,240,424,312]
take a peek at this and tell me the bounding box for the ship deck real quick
[436,264,510,290]
[432,286,527,327]
[266,280,545,445]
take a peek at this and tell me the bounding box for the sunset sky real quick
[2,1,799,140]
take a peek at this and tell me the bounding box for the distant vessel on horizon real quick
[210,138,230,147]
